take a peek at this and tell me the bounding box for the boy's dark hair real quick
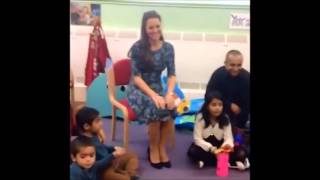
[76,106,100,132]
[70,136,95,157]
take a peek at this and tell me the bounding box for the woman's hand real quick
[165,93,176,110]
[151,93,166,109]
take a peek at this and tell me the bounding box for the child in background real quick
[76,107,139,180]
[70,136,121,180]
[229,131,250,170]
[187,91,249,170]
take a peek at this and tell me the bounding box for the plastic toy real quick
[161,75,184,99]
[86,73,126,118]
[234,134,244,146]
[188,98,204,114]
[216,153,229,177]
[172,94,191,115]
[175,115,196,129]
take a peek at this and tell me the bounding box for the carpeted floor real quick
[101,118,250,180]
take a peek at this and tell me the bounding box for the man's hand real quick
[231,103,241,115]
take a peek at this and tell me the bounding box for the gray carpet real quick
[101,118,250,180]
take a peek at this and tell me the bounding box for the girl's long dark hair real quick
[199,91,230,129]
[128,10,164,71]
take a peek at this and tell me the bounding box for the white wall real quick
[70,25,250,101]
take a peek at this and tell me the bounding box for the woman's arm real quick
[166,76,176,94]
[133,76,158,98]
[165,76,176,110]
[165,43,176,109]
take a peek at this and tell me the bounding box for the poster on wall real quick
[70,2,101,26]
[229,13,250,29]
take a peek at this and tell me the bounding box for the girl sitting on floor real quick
[187,91,249,170]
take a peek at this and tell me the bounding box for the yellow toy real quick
[173,94,191,115]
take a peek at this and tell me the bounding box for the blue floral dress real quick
[126,41,176,124]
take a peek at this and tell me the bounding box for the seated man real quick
[206,50,250,130]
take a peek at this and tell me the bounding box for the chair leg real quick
[111,105,116,141]
[124,115,129,150]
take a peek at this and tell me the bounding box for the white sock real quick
[235,161,246,171]
[244,158,250,168]
[198,161,204,168]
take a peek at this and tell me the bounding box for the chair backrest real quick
[113,59,132,86]
[107,59,131,100]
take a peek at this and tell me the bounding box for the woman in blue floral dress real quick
[127,10,176,169]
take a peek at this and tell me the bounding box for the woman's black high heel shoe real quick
[147,147,162,169]
[161,161,172,168]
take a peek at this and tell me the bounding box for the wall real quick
[100,1,249,33]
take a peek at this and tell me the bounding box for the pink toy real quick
[216,153,229,177]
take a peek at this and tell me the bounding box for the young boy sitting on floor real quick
[70,136,118,180]
[75,106,139,180]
